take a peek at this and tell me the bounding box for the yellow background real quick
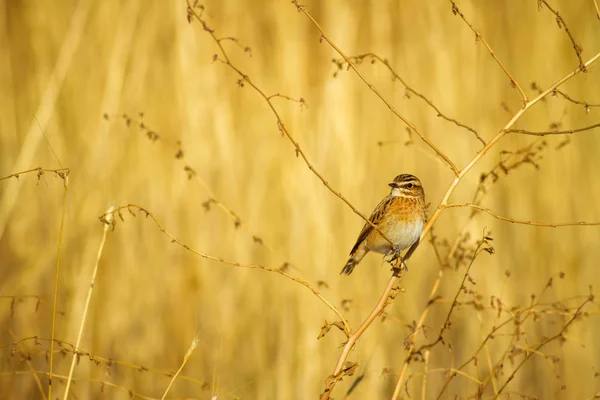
[1,0,600,398]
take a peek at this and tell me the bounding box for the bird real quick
[341,174,426,275]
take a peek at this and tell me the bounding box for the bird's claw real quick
[386,246,408,275]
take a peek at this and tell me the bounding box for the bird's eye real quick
[406,183,413,189]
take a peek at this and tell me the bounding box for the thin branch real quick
[420,350,430,400]
[320,277,400,399]
[391,237,491,399]
[111,113,323,283]
[492,295,593,398]
[217,36,252,57]
[186,1,400,253]
[443,203,600,227]
[99,204,350,336]
[4,336,239,399]
[553,89,600,108]
[333,53,486,145]
[266,93,308,109]
[303,4,600,391]
[48,173,69,400]
[5,370,157,400]
[9,331,47,400]
[0,167,70,182]
[538,0,586,72]
[113,114,261,241]
[160,336,199,400]
[292,1,460,174]
[505,122,600,136]
[63,205,114,400]
[390,51,600,400]
[449,0,529,104]
[434,276,578,398]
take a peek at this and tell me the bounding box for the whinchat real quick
[341,174,426,275]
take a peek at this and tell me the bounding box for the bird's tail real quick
[340,246,367,275]
[341,258,357,275]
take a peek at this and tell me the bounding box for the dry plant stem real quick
[100,204,350,336]
[314,23,600,400]
[443,137,552,264]
[491,297,592,399]
[9,330,47,400]
[0,167,70,182]
[449,0,529,104]
[160,336,199,400]
[116,115,246,230]
[292,3,459,174]
[594,0,600,20]
[6,371,157,400]
[337,53,485,145]
[4,336,240,399]
[442,203,600,227]
[390,50,600,400]
[554,89,600,107]
[479,313,499,395]
[186,2,398,250]
[329,276,398,379]
[421,350,430,400]
[505,122,600,136]
[390,278,443,399]
[391,240,487,400]
[63,206,114,400]
[48,175,69,400]
[0,0,89,244]
[435,282,588,398]
[538,0,586,71]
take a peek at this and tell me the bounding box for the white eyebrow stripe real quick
[398,180,420,186]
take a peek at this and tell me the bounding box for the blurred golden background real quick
[1,0,600,398]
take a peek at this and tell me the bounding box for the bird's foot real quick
[385,246,408,274]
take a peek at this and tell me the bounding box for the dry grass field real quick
[1,0,600,399]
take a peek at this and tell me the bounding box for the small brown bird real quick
[341,174,426,275]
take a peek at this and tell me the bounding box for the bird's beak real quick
[388,182,399,188]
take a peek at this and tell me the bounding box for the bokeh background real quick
[1,0,600,398]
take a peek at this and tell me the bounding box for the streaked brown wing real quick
[349,195,396,255]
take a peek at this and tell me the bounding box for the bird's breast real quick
[367,217,425,254]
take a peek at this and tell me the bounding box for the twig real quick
[492,294,593,398]
[0,167,70,182]
[292,1,460,174]
[320,277,400,399]
[186,1,400,252]
[266,93,308,109]
[333,53,485,145]
[449,0,529,104]
[4,370,157,400]
[442,203,600,227]
[4,336,239,399]
[421,350,430,400]
[9,330,47,400]
[538,0,586,72]
[160,336,199,400]
[112,114,251,231]
[99,204,350,336]
[307,7,600,393]
[48,172,69,400]
[553,89,600,108]
[63,205,114,400]
[435,272,579,398]
[217,36,252,57]
[391,237,491,399]
[505,122,600,136]
[390,51,600,400]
